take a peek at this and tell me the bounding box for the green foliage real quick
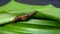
[0,0,60,34]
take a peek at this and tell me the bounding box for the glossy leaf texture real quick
[0,0,60,21]
[0,0,60,34]
[0,19,60,34]
[0,12,16,25]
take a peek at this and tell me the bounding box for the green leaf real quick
[0,0,60,21]
[16,19,60,26]
[0,19,60,34]
[0,12,15,25]
[37,8,60,21]
[0,0,47,11]
[0,0,60,34]
[1,0,59,20]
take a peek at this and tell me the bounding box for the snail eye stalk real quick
[13,11,37,22]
